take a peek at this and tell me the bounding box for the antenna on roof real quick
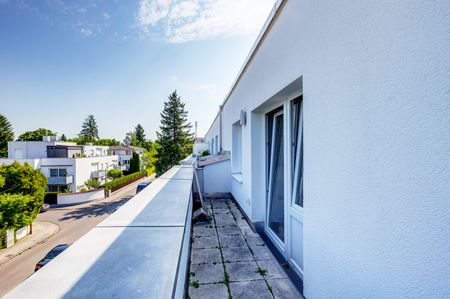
[195,121,198,139]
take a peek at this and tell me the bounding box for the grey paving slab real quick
[256,259,287,279]
[214,213,235,222]
[189,283,229,299]
[244,234,265,246]
[268,278,302,299]
[193,224,216,237]
[98,178,192,227]
[219,235,247,248]
[192,236,219,249]
[191,248,222,265]
[216,225,241,236]
[212,208,232,214]
[226,261,262,282]
[222,247,254,263]
[190,263,225,284]
[229,280,273,299]
[5,226,184,299]
[215,217,237,226]
[250,245,275,261]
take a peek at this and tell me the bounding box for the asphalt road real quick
[0,177,152,297]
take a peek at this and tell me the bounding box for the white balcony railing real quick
[47,175,73,185]
[91,170,106,178]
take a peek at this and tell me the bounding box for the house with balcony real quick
[110,145,144,171]
[0,136,119,192]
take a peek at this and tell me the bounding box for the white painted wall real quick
[203,160,231,193]
[57,189,104,205]
[74,156,119,190]
[205,0,450,297]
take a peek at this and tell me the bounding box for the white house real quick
[109,145,144,170]
[0,136,120,192]
[203,0,450,298]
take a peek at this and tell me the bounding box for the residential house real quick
[0,136,120,192]
[109,145,144,170]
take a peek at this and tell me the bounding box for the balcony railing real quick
[6,163,194,299]
[91,170,105,178]
[114,165,127,171]
[47,176,73,185]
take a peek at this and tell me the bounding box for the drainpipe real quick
[219,105,223,154]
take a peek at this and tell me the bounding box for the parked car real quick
[40,203,50,213]
[136,182,150,193]
[35,244,70,271]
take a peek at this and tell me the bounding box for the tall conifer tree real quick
[156,91,193,175]
[79,114,99,142]
[135,124,146,147]
[0,114,14,158]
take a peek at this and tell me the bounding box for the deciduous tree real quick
[17,128,56,141]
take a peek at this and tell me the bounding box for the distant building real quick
[192,138,209,156]
[110,145,144,170]
[0,136,120,192]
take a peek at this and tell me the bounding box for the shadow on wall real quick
[57,197,131,221]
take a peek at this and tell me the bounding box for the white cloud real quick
[138,0,171,27]
[137,0,275,43]
[169,75,178,80]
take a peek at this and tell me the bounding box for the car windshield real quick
[45,247,66,259]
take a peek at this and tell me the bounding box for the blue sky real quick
[0,0,275,140]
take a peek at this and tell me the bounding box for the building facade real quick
[109,145,144,170]
[0,137,119,192]
[204,0,450,297]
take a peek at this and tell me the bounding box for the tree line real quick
[1,90,194,174]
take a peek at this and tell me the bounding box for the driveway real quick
[0,176,153,297]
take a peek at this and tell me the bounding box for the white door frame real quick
[264,91,304,279]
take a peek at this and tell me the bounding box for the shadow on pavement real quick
[58,197,132,221]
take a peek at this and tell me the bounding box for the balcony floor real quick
[189,197,302,299]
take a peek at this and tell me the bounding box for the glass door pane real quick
[291,98,304,207]
[268,113,285,242]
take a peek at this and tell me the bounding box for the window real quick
[232,122,242,173]
[291,97,304,207]
[50,169,67,177]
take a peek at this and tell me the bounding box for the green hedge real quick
[105,170,147,191]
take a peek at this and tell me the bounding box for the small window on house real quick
[58,169,67,177]
[50,169,58,177]
[232,122,242,173]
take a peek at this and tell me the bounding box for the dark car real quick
[35,244,70,271]
[136,182,150,194]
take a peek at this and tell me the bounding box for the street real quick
[0,177,151,297]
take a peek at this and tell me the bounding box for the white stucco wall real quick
[74,156,119,190]
[204,0,450,297]
[57,189,104,205]
[203,160,231,193]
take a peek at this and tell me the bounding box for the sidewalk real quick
[0,222,59,265]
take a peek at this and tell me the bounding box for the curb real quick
[0,222,59,266]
